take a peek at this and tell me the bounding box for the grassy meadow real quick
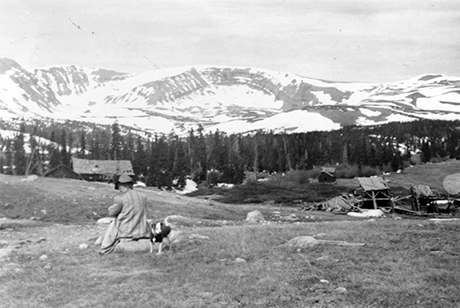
[1,161,460,308]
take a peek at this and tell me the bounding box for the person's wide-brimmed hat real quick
[117,174,133,184]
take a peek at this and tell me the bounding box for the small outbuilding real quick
[71,157,134,182]
[356,177,392,209]
[45,164,82,180]
[318,167,336,183]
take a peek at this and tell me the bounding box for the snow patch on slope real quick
[416,93,460,112]
[360,108,381,117]
[208,110,340,134]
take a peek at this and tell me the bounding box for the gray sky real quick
[1,0,460,82]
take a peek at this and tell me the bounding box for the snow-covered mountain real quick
[1,57,460,135]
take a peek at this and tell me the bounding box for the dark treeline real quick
[1,118,460,186]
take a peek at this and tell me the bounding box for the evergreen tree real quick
[420,141,432,163]
[133,136,147,178]
[196,126,208,181]
[26,134,42,175]
[391,151,402,172]
[0,155,4,174]
[60,130,70,166]
[68,131,74,159]
[89,133,101,159]
[125,130,135,161]
[13,124,27,175]
[368,145,378,168]
[223,134,245,183]
[342,144,349,165]
[111,121,122,160]
[78,132,86,158]
[48,130,60,170]
[5,139,13,174]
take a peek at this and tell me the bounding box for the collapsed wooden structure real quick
[316,194,360,212]
[410,184,458,214]
[410,184,436,212]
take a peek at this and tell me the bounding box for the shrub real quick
[336,163,357,178]
[267,169,321,187]
[359,165,379,177]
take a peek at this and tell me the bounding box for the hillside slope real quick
[0,174,285,225]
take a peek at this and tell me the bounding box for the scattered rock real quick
[97,217,114,224]
[335,287,348,294]
[234,258,246,263]
[188,234,210,240]
[287,236,319,248]
[429,218,460,223]
[315,255,330,261]
[43,263,52,270]
[287,236,365,248]
[198,292,214,298]
[21,175,38,182]
[246,210,265,223]
[0,263,23,277]
[79,243,88,249]
[320,279,330,284]
[347,209,385,218]
[283,214,298,222]
[39,254,48,261]
[0,247,14,260]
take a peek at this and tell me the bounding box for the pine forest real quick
[1,118,459,188]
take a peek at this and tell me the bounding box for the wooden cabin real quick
[71,157,134,182]
[319,167,336,183]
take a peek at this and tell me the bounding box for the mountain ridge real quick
[1,57,460,135]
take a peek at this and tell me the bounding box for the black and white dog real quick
[149,217,172,254]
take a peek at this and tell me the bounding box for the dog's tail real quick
[164,216,171,226]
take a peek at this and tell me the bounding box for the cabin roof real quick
[72,157,134,175]
[357,177,390,191]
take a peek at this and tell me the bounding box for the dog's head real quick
[150,222,164,235]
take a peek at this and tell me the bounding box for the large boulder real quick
[115,239,151,252]
[246,210,265,223]
[286,236,319,248]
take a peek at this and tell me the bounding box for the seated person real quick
[99,174,151,255]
